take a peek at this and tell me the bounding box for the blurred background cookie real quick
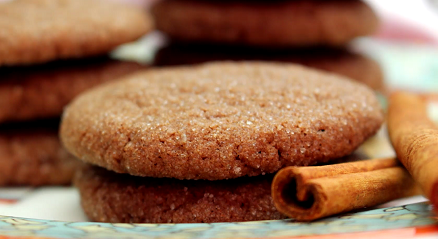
[0,0,152,186]
[150,0,384,96]
[154,44,384,91]
[152,0,378,47]
[0,57,145,123]
[0,119,80,186]
[0,0,152,66]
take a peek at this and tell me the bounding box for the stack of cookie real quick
[63,62,384,223]
[151,0,384,92]
[0,0,152,186]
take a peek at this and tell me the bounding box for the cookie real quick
[0,119,80,186]
[60,62,383,180]
[61,62,384,180]
[0,0,152,66]
[75,164,284,223]
[0,57,145,123]
[152,0,378,47]
[154,44,384,91]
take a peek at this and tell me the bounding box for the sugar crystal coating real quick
[60,62,384,180]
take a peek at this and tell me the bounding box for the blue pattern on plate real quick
[0,202,436,239]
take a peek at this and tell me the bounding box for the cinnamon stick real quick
[271,158,420,221]
[387,92,438,213]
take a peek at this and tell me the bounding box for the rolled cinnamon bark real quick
[271,158,420,221]
[388,92,438,213]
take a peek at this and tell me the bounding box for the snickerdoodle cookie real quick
[0,57,145,123]
[154,44,384,91]
[0,0,152,66]
[0,119,80,186]
[152,0,378,47]
[75,164,284,223]
[60,62,384,180]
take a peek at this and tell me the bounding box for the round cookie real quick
[0,0,152,66]
[154,44,384,91]
[61,62,384,180]
[75,164,284,223]
[0,119,80,186]
[0,57,145,123]
[152,0,379,47]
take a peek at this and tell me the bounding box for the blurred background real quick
[109,0,438,44]
[109,0,438,93]
[366,0,438,43]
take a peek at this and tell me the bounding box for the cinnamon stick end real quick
[272,167,317,221]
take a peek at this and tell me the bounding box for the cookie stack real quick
[151,0,383,91]
[63,62,384,223]
[0,0,152,186]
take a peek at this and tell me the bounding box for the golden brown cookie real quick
[0,57,145,123]
[0,119,80,186]
[152,0,378,47]
[75,164,285,223]
[0,0,152,66]
[154,44,384,91]
[60,62,384,180]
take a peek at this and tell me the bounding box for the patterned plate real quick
[0,202,437,239]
